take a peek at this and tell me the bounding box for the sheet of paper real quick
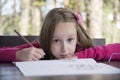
[14,58,120,76]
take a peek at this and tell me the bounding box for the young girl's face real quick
[51,22,77,59]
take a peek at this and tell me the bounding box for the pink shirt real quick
[0,40,120,62]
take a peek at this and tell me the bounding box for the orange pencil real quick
[14,29,34,47]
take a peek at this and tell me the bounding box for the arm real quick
[0,40,39,62]
[75,43,120,61]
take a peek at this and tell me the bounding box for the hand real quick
[16,47,46,61]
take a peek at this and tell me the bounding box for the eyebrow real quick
[53,35,76,38]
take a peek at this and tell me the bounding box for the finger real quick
[35,49,46,57]
[34,53,43,59]
[32,57,39,61]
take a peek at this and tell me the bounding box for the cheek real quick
[71,42,77,51]
[51,45,56,53]
[51,44,60,56]
[71,39,77,52]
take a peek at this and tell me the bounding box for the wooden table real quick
[0,61,120,80]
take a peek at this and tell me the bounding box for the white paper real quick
[14,58,120,76]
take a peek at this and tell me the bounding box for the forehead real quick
[53,22,77,37]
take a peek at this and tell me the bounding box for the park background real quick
[0,0,120,44]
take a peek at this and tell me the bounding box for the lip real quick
[61,54,71,58]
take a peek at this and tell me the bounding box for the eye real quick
[53,39,60,43]
[67,38,74,42]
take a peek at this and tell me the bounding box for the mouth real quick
[61,54,72,58]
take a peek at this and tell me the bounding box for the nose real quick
[62,41,69,54]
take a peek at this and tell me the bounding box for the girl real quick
[0,8,120,62]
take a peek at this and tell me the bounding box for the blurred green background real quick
[0,0,120,44]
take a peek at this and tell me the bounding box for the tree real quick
[74,0,82,14]
[86,0,103,38]
[0,0,7,35]
[112,0,120,43]
[64,0,70,8]
[19,0,30,35]
[0,0,3,35]
[30,0,45,35]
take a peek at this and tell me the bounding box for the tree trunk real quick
[112,0,120,43]
[64,0,70,8]
[13,0,17,17]
[0,0,3,35]
[31,6,41,35]
[19,0,30,35]
[74,0,82,14]
[87,0,103,38]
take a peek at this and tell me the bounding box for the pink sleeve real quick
[0,41,39,62]
[75,43,120,61]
